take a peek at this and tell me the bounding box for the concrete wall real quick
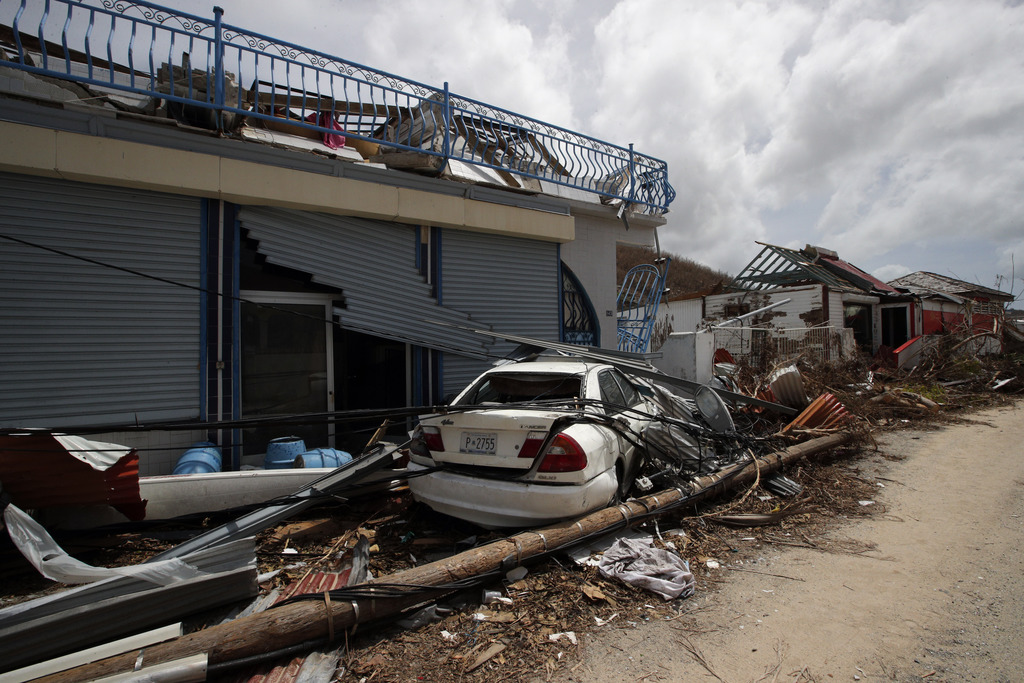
[559,211,656,350]
[0,119,574,243]
[704,285,825,329]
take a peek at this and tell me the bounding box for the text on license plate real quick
[461,432,497,454]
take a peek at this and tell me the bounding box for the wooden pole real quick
[37,432,852,683]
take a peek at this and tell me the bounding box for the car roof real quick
[481,359,601,376]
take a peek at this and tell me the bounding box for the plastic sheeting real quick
[598,536,695,601]
[3,504,201,585]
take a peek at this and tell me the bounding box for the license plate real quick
[461,432,497,455]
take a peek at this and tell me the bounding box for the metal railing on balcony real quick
[0,0,675,214]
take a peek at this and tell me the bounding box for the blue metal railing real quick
[616,259,671,354]
[0,0,675,214]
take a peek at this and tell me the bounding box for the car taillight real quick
[538,434,587,472]
[518,430,549,459]
[411,425,444,459]
[420,425,445,452]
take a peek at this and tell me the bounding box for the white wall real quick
[704,285,826,329]
[560,212,656,350]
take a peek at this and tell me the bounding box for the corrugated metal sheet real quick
[0,538,257,671]
[781,393,850,433]
[229,572,350,683]
[0,433,144,519]
[438,229,560,396]
[0,172,201,429]
[238,207,490,358]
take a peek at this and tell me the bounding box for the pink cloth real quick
[306,111,346,149]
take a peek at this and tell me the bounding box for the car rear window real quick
[457,373,582,405]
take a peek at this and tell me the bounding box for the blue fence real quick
[0,0,675,213]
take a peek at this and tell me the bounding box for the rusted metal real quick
[781,393,850,433]
[0,434,144,520]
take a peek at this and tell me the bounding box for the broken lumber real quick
[37,432,852,683]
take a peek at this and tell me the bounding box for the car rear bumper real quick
[407,461,617,528]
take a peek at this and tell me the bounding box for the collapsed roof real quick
[728,243,901,296]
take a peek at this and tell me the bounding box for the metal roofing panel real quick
[0,433,144,520]
[889,271,1011,300]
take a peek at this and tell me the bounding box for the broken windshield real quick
[456,373,583,406]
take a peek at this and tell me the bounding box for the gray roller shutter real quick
[0,173,201,428]
[238,207,490,358]
[439,229,560,395]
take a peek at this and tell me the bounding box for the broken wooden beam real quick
[36,432,852,683]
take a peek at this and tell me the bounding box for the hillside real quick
[616,244,730,298]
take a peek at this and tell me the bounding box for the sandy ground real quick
[565,401,1024,683]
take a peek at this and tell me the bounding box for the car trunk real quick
[425,409,566,469]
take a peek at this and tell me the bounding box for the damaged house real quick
[688,244,1012,370]
[702,243,916,364]
[886,271,1014,363]
[0,1,672,474]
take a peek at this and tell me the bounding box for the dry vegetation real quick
[617,244,731,298]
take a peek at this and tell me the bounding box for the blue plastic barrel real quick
[172,442,222,475]
[294,448,353,469]
[264,437,306,469]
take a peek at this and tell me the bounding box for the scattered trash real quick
[481,590,511,605]
[397,604,450,630]
[505,566,528,582]
[594,613,619,627]
[547,631,578,646]
[598,537,696,600]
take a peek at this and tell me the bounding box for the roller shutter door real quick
[238,207,490,358]
[439,229,560,395]
[0,173,201,428]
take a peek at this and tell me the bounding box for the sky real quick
[160,0,1024,300]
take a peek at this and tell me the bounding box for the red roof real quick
[817,253,901,294]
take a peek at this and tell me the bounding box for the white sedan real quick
[407,358,657,528]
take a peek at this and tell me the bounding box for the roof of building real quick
[728,242,901,296]
[888,271,1013,302]
[0,1,674,218]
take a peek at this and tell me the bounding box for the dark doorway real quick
[334,328,408,454]
[844,304,873,350]
[881,306,910,349]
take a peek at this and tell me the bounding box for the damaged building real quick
[677,242,1011,370]
[0,1,673,474]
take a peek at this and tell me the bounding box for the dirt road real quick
[569,401,1024,682]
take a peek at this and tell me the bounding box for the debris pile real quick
[0,346,1019,682]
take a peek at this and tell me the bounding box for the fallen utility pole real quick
[39,432,853,683]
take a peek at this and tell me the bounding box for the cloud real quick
[588,0,1024,285]
[872,263,912,283]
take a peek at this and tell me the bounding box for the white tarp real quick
[3,504,201,585]
[598,536,695,601]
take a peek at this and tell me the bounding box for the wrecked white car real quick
[407,359,658,528]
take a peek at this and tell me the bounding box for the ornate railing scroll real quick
[0,0,674,214]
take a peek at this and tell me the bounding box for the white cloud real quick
[872,264,912,283]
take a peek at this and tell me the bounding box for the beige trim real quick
[0,120,574,242]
